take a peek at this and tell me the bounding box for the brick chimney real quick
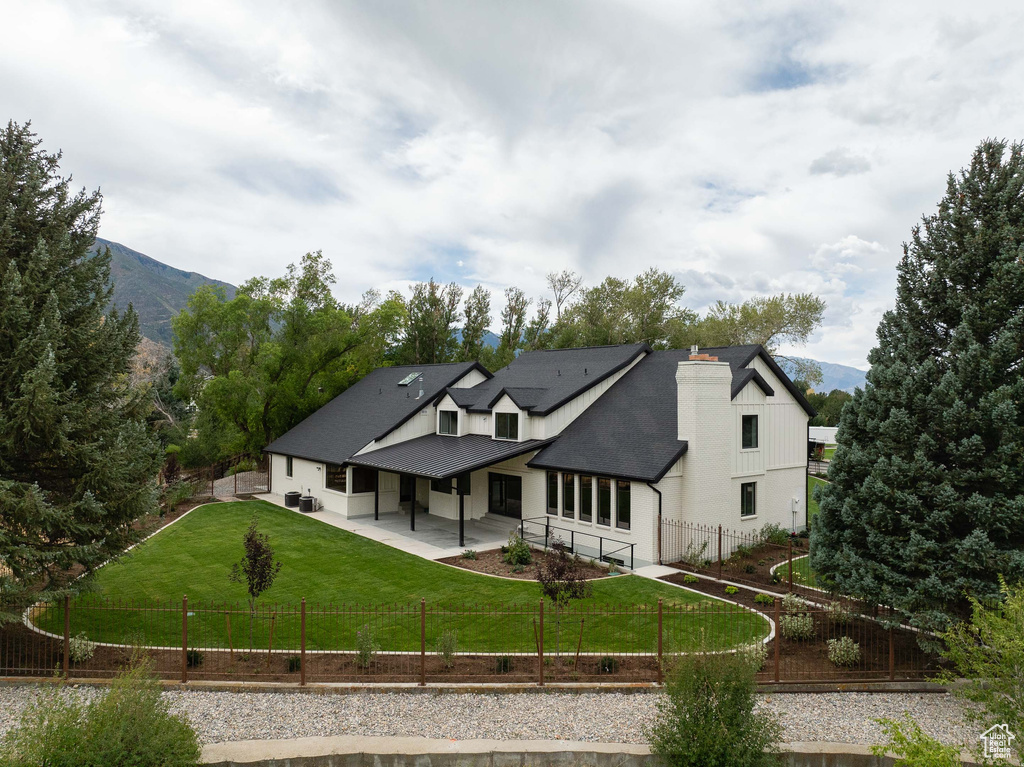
[675,356,732,525]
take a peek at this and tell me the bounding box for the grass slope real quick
[41,502,765,653]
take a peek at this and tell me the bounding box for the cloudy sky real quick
[3,1,1023,367]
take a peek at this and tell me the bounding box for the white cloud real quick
[2,0,1023,369]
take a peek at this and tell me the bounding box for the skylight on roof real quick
[397,372,421,386]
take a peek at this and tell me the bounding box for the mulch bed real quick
[437,548,613,581]
[660,571,944,682]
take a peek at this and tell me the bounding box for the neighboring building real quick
[264,344,815,568]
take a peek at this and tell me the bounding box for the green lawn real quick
[824,446,837,460]
[808,475,828,522]
[38,501,766,654]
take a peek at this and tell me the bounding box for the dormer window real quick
[439,410,458,436]
[495,412,519,440]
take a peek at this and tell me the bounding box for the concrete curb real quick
[200,736,984,767]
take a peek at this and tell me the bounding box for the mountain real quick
[90,238,236,347]
[779,356,867,394]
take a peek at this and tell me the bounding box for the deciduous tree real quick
[460,284,491,362]
[229,513,283,648]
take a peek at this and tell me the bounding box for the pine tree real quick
[811,140,1024,635]
[0,121,161,612]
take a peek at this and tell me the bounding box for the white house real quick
[264,344,815,568]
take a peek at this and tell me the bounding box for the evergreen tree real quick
[812,140,1024,635]
[0,121,162,611]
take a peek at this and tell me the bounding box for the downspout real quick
[804,420,810,532]
[647,482,663,565]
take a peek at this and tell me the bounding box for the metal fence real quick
[170,454,269,500]
[1,595,939,686]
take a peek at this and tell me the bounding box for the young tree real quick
[460,284,491,362]
[536,538,592,657]
[522,297,552,351]
[942,577,1024,735]
[229,513,283,648]
[647,639,781,767]
[812,140,1024,636]
[0,121,162,612]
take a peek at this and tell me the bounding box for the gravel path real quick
[0,686,974,747]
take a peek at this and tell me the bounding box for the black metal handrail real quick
[519,516,635,570]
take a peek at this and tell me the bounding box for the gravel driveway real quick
[0,686,976,748]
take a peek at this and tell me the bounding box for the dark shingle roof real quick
[528,345,814,482]
[264,362,490,465]
[439,344,650,415]
[348,434,554,479]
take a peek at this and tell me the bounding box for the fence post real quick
[300,599,306,687]
[888,628,895,681]
[788,539,793,592]
[538,599,545,687]
[717,525,723,580]
[181,595,188,684]
[657,599,663,685]
[773,597,781,683]
[234,467,238,496]
[419,599,426,687]
[62,596,70,679]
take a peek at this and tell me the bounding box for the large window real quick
[597,478,611,526]
[352,466,376,494]
[616,480,630,530]
[439,410,458,436]
[742,414,759,450]
[325,463,346,493]
[580,476,593,522]
[495,412,519,440]
[547,471,558,515]
[741,482,757,517]
[563,473,575,518]
[286,456,293,478]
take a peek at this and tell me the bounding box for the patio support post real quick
[373,472,379,521]
[458,487,465,548]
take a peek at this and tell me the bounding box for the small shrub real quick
[680,540,709,569]
[511,563,525,574]
[160,480,195,514]
[754,593,775,606]
[0,655,201,767]
[768,571,782,585]
[743,564,756,574]
[607,560,619,575]
[503,533,532,566]
[682,574,699,584]
[287,655,301,673]
[495,656,513,674]
[825,600,851,624]
[599,656,619,674]
[68,632,96,664]
[827,636,860,667]
[734,544,753,559]
[725,586,739,595]
[461,549,478,560]
[226,459,257,476]
[355,624,380,668]
[782,593,807,612]
[756,559,766,567]
[739,642,768,671]
[185,649,203,668]
[435,629,458,670]
[870,714,960,767]
[758,523,791,547]
[780,613,814,640]
[647,638,781,767]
